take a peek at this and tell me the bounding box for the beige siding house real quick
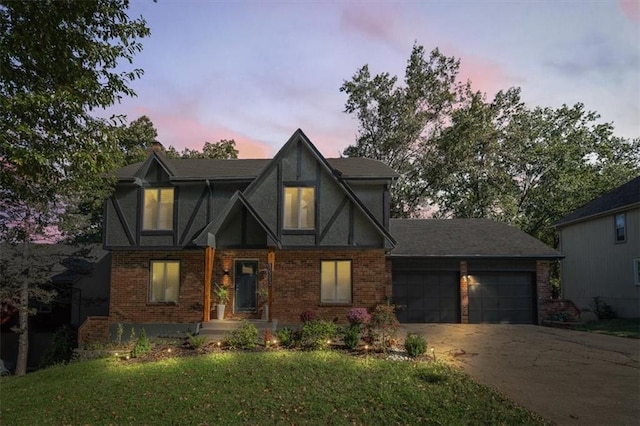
[554,177,640,318]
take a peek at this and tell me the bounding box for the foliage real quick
[0,0,149,375]
[367,304,400,351]
[165,139,239,159]
[342,325,361,350]
[115,323,124,346]
[404,333,427,358]
[341,43,465,217]
[589,297,618,320]
[213,284,229,304]
[341,43,639,248]
[39,325,78,368]
[131,329,151,358]
[300,320,338,350]
[225,320,258,350]
[0,352,548,425]
[186,333,208,350]
[299,309,317,323]
[275,327,294,348]
[345,307,371,326]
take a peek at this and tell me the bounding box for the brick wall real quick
[109,250,205,324]
[459,261,469,324]
[536,260,554,323]
[271,249,388,324]
[77,316,110,348]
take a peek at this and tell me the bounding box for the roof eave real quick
[553,202,640,228]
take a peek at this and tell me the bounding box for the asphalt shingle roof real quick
[115,157,398,181]
[389,219,561,258]
[553,176,640,227]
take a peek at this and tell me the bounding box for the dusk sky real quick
[103,0,640,159]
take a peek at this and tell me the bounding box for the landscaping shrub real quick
[300,309,317,323]
[404,333,427,358]
[590,297,617,319]
[276,327,294,348]
[186,333,208,350]
[301,320,337,349]
[368,304,400,351]
[39,325,78,368]
[225,320,258,349]
[342,325,361,350]
[346,307,371,326]
[131,328,151,358]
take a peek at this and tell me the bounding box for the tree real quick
[166,139,239,159]
[0,0,149,375]
[118,115,158,165]
[340,44,466,217]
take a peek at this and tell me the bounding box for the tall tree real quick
[166,139,239,159]
[340,44,466,217]
[0,0,149,375]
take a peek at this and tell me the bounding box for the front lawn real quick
[1,351,548,425]
[571,318,640,339]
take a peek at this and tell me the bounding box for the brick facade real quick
[536,260,554,323]
[108,250,205,324]
[77,316,110,348]
[459,261,469,324]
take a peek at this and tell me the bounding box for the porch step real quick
[199,319,276,340]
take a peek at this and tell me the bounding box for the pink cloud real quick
[619,0,640,22]
[340,3,404,49]
[457,55,512,97]
[131,106,272,159]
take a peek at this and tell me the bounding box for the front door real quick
[234,260,258,312]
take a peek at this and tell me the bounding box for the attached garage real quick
[389,219,562,325]
[467,272,535,324]
[393,270,459,323]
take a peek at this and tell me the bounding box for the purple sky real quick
[102,0,640,159]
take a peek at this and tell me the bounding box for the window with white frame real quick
[321,260,352,304]
[283,187,314,229]
[615,213,626,242]
[143,188,174,230]
[150,261,180,302]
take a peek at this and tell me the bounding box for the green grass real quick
[571,318,640,339]
[0,351,547,425]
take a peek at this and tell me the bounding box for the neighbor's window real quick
[615,213,626,242]
[150,261,180,303]
[321,260,352,304]
[284,187,314,229]
[143,188,174,230]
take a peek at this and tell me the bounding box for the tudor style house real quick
[79,129,560,345]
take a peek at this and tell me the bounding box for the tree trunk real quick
[15,281,29,376]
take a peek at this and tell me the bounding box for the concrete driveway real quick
[401,324,639,425]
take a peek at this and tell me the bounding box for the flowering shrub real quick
[368,304,400,352]
[346,308,371,326]
[300,310,317,323]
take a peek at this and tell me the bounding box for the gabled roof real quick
[193,191,280,248]
[243,129,396,248]
[389,219,561,258]
[553,176,640,228]
[114,156,398,181]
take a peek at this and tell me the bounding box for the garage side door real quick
[393,271,459,323]
[468,272,535,324]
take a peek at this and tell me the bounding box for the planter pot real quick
[216,304,225,320]
[262,304,269,321]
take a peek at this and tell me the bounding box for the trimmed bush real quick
[187,333,208,350]
[404,333,427,358]
[131,328,151,358]
[225,320,258,349]
[301,320,337,350]
[342,325,360,350]
[276,327,294,348]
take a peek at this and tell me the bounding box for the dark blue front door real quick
[234,260,257,312]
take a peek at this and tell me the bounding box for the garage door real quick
[468,272,535,324]
[393,271,460,323]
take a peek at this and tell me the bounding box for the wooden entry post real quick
[204,247,215,322]
[267,247,275,322]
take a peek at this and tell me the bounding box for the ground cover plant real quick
[570,318,640,339]
[1,351,548,425]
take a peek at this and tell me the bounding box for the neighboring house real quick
[0,244,110,369]
[554,177,640,318]
[79,129,560,345]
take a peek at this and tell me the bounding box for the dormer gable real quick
[133,151,176,185]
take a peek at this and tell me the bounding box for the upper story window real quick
[143,188,174,230]
[284,187,314,229]
[615,213,626,243]
[150,260,180,303]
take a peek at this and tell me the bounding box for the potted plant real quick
[214,284,229,320]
